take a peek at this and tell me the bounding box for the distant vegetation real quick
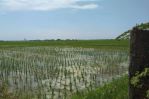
[0,40,129,50]
[116,22,149,40]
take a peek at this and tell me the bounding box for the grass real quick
[0,40,129,50]
[71,75,128,99]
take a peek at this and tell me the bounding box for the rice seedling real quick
[0,47,128,99]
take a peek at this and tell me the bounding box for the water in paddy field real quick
[0,47,129,99]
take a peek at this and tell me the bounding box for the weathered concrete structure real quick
[129,27,149,99]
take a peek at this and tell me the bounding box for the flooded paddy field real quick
[0,47,128,99]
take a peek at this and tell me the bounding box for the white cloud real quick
[71,4,98,10]
[0,0,99,11]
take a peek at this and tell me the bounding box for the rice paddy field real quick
[0,40,129,99]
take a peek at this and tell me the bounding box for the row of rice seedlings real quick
[0,47,129,99]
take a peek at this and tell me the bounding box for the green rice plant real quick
[0,47,128,99]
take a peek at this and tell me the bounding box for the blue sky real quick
[0,0,149,40]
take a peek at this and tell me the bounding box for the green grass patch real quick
[71,75,128,99]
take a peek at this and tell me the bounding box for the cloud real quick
[0,0,99,11]
[71,4,98,10]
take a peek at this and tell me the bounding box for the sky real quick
[0,0,149,40]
